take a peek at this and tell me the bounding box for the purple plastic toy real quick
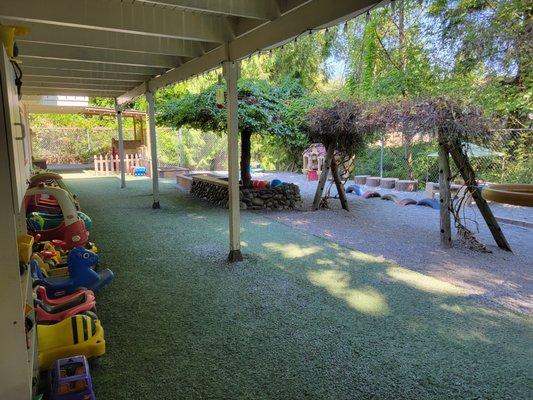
[49,356,95,400]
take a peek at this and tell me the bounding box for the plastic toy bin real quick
[17,234,34,264]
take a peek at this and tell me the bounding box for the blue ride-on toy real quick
[32,247,114,298]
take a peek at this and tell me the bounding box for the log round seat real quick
[366,177,381,187]
[395,180,418,192]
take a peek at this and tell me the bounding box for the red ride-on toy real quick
[27,172,80,212]
[35,286,97,324]
[36,286,95,306]
[35,297,97,324]
[25,186,89,250]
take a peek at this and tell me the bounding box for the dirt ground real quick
[254,172,533,314]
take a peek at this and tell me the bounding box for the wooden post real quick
[146,90,160,209]
[448,141,512,252]
[312,145,335,210]
[223,61,243,262]
[330,158,349,211]
[115,102,126,188]
[437,140,452,248]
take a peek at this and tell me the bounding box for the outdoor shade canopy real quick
[0,0,387,102]
[428,143,504,158]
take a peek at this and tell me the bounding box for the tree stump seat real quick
[366,177,381,187]
[354,175,370,185]
[380,178,398,189]
[395,180,418,192]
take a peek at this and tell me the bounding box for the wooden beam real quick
[115,101,126,189]
[438,140,452,248]
[313,145,335,210]
[330,158,349,211]
[146,91,160,209]
[448,141,512,252]
[223,61,243,262]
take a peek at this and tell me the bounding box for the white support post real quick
[146,90,160,208]
[115,101,126,188]
[223,61,243,262]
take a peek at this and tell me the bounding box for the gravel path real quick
[253,172,533,314]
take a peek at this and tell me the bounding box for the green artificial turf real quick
[65,175,532,400]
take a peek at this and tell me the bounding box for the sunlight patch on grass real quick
[263,242,322,259]
[251,220,272,226]
[308,270,390,316]
[186,213,207,219]
[387,266,467,296]
[316,258,335,265]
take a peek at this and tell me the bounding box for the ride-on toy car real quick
[25,186,89,250]
[28,172,80,211]
[36,286,95,306]
[31,247,114,298]
[48,356,96,400]
[29,211,93,232]
[38,314,105,371]
[35,292,97,324]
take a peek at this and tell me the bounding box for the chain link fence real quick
[31,127,135,164]
[31,126,230,171]
[160,128,229,171]
[353,129,532,187]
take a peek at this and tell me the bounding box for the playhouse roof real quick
[303,143,327,157]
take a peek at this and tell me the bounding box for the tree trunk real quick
[403,133,414,180]
[437,139,452,248]
[398,0,415,181]
[312,145,335,210]
[447,140,512,252]
[240,130,252,188]
[331,159,349,211]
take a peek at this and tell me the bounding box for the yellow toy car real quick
[38,314,105,371]
[31,253,68,277]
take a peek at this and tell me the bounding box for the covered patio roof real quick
[23,95,147,116]
[0,0,385,101]
[1,0,387,261]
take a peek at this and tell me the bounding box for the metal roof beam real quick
[23,77,140,88]
[23,88,124,97]
[17,42,184,68]
[19,57,167,76]
[0,0,232,43]
[22,67,151,82]
[13,22,207,58]
[25,83,133,92]
[131,0,278,20]
[118,0,380,105]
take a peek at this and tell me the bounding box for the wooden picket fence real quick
[93,153,144,175]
